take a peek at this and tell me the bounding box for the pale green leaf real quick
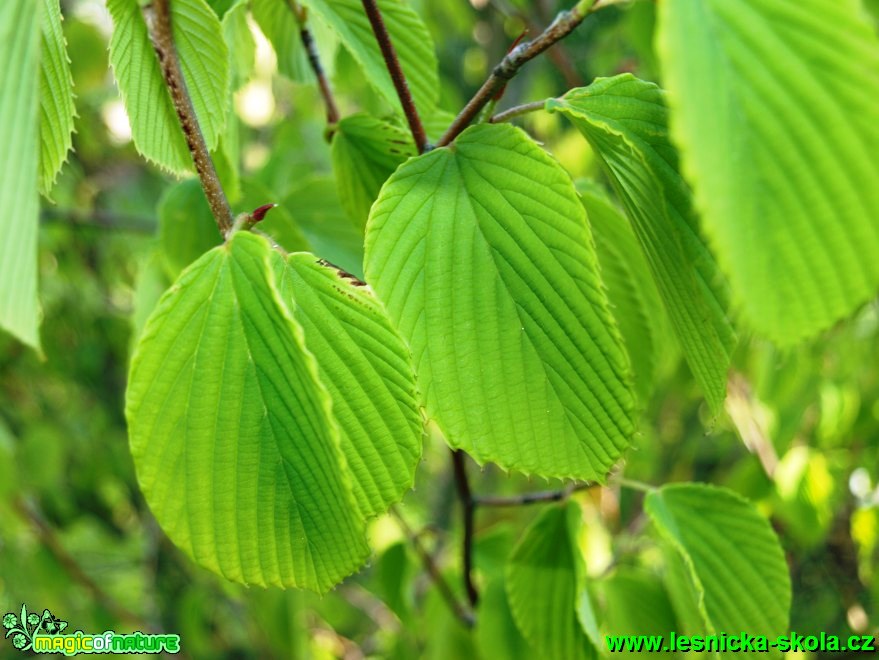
[580,181,671,404]
[594,568,678,650]
[250,0,313,83]
[38,0,76,196]
[645,483,791,658]
[131,249,172,346]
[658,0,879,345]
[548,75,735,411]
[126,231,369,591]
[476,577,535,660]
[299,0,439,115]
[365,123,635,480]
[0,0,41,350]
[331,113,415,228]
[107,0,230,174]
[506,503,594,660]
[157,178,222,277]
[272,253,422,518]
[222,0,255,88]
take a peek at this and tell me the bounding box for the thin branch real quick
[13,497,146,629]
[287,2,340,124]
[360,0,429,153]
[145,0,234,235]
[473,482,594,507]
[41,207,155,233]
[451,450,479,607]
[489,100,547,124]
[436,0,597,147]
[389,507,475,627]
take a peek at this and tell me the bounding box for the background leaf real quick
[157,178,222,277]
[39,0,76,196]
[506,503,595,660]
[331,113,415,228]
[365,123,635,480]
[657,0,879,344]
[299,0,439,115]
[126,231,369,592]
[0,0,41,350]
[548,75,736,411]
[272,253,422,519]
[107,0,229,174]
[645,483,791,658]
[250,0,313,83]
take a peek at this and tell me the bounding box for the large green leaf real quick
[331,113,415,228]
[250,0,313,83]
[107,0,229,174]
[506,503,594,660]
[580,182,671,404]
[365,123,635,480]
[658,0,879,345]
[126,231,369,592]
[0,0,41,350]
[645,484,791,658]
[38,0,75,196]
[548,75,735,411]
[299,0,439,115]
[272,253,422,518]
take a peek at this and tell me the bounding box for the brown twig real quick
[389,507,475,627]
[13,497,146,629]
[489,100,547,124]
[473,482,594,507]
[436,0,597,147]
[360,0,429,153]
[145,0,233,235]
[451,450,479,607]
[287,1,339,124]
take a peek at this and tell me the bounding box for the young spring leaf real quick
[126,231,369,592]
[506,503,594,660]
[657,0,879,344]
[0,0,41,350]
[645,483,791,656]
[331,113,416,228]
[250,0,313,83]
[38,0,75,197]
[365,123,635,481]
[107,0,229,174]
[299,0,439,115]
[272,253,422,519]
[548,75,736,412]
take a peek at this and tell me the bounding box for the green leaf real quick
[250,0,313,83]
[157,178,222,277]
[580,182,671,404]
[0,0,41,350]
[299,0,439,115]
[506,503,594,660]
[657,0,879,345]
[365,123,635,480]
[222,0,255,88]
[331,113,415,228]
[126,231,369,591]
[283,176,365,280]
[476,577,535,660]
[272,253,422,518]
[594,568,678,642]
[131,249,172,346]
[38,0,75,196]
[107,0,229,174]
[548,75,736,411]
[239,177,311,253]
[645,483,791,657]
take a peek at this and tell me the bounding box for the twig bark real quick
[390,507,475,627]
[360,0,429,153]
[145,0,233,235]
[436,0,597,147]
[287,1,340,124]
[451,450,479,607]
[489,100,547,124]
[473,482,594,507]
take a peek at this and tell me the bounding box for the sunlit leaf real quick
[127,231,369,591]
[365,123,635,480]
[657,0,879,344]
